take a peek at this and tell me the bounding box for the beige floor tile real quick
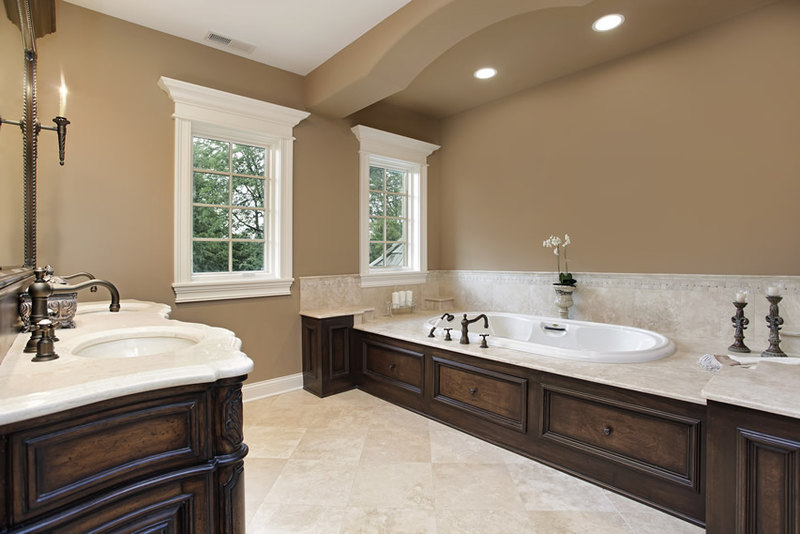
[369,403,431,432]
[266,459,359,506]
[244,458,287,525]
[341,507,437,534]
[360,425,431,464]
[430,424,510,464]
[623,511,705,534]
[247,502,346,534]
[436,508,535,533]
[349,462,434,509]
[528,511,634,533]
[433,463,526,511]
[245,426,306,459]
[506,461,616,512]
[291,427,367,462]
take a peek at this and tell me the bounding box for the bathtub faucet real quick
[461,313,489,345]
[429,313,455,337]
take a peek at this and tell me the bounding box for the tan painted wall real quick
[0,2,436,383]
[438,0,800,275]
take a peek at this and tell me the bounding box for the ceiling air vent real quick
[204,31,256,54]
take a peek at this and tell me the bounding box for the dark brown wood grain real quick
[0,377,248,533]
[707,400,800,534]
[301,315,355,397]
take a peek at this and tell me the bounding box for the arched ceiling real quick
[307,0,780,118]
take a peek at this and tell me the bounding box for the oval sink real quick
[71,327,202,358]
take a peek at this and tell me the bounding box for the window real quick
[352,125,439,288]
[159,77,308,302]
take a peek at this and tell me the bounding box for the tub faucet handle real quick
[443,327,453,341]
[479,334,489,348]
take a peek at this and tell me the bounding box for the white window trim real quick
[159,77,309,303]
[351,125,439,288]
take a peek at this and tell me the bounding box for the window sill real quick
[173,277,293,303]
[360,271,428,288]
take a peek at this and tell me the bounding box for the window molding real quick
[351,125,439,288]
[159,77,309,303]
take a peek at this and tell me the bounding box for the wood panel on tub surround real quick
[437,0,800,276]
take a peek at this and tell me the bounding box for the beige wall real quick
[0,2,436,383]
[438,0,800,275]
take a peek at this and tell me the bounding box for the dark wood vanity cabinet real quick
[301,315,355,397]
[706,401,800,534]
[0,376,248,533]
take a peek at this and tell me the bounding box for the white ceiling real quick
[63,0,412,75]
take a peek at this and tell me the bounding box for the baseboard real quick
[242,373,303,402]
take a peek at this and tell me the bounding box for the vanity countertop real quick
[0,300,254,426]
[346,311,800,418]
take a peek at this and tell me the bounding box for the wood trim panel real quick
[736,428,800,533]
[362,337,424,394]
[540,383,702,490]
[328,323,351,379]
[432,356,527,432]
[11,392,207,520]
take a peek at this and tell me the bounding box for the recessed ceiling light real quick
[474,67,497,80]
[592,14,625,32]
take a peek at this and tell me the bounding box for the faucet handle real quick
[479,334,489,348]
[443,327,453,341]
[32,319,59,362]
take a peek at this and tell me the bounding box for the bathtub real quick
[424,312,675,363]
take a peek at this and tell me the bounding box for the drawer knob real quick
[469,387,478,397]
[603,426,613,436]
[389,363,397,370]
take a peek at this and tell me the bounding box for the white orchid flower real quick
[563,234,571,246]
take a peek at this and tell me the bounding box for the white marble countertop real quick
[0,300,254,426]
[349,312,800,418]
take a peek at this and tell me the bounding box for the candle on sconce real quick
[735,291,747,303]
[58,78,68,117]
[767,286,780,297]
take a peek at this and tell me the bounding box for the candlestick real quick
[728,301,750,353]
[761,295,786,357]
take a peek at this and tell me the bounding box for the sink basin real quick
[71,327,202,358]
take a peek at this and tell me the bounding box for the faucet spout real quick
[51,279,120,312]
[460,313,489,344]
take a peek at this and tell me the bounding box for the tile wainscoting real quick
[299,271,799,353]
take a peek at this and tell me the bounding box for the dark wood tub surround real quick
[0,376,248,533]
[300,315,706,525]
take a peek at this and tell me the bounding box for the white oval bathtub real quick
[425,312,675,363]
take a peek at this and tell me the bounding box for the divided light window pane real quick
[368,164,408,268]
[192,136,268,274]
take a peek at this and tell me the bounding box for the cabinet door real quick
[707,401,800,534]
[301,315,355,397]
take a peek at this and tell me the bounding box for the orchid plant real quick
[543,234,576,286]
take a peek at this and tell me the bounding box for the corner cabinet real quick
[301,315,355,397]
[706,401,800,534]
[0,376,248,533]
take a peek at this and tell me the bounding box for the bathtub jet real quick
[424,312,675,364]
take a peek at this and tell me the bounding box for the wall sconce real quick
[0,113,70,166]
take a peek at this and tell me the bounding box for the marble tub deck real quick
[243,389,703,533]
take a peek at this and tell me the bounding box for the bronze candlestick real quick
[728,301,750,353]
[761,295,786,358]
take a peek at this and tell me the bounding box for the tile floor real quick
[244,389,705,533]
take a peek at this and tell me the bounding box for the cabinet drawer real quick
[433,357,527,432]
[363,338,424,393]
[10,390,208,521]
[542,384,701,487]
